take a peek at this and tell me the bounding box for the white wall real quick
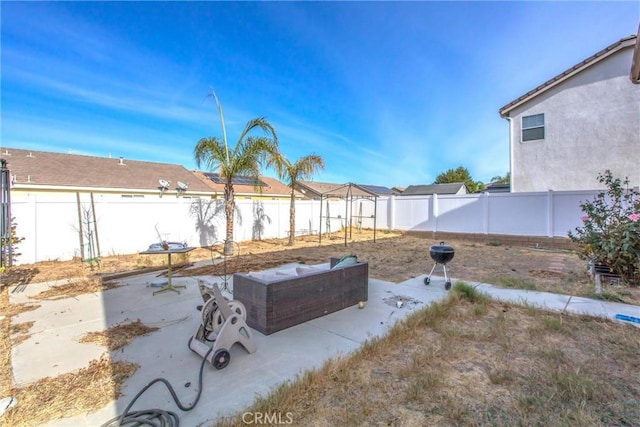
[9,192,353,264]
[508,46,640,192]
[9,190,602,265]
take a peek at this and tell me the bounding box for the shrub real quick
[568,170,640,286]
[1,217,25,268]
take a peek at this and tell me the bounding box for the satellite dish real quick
[177,181,188,191]
[158,179,170,189]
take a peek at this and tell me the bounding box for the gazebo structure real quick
[296,181,378,246]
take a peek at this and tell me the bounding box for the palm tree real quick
[490,172,511,185]
[274,154,325,246]
[194,92,279,255]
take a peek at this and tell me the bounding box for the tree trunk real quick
[288,191,295,246]
[224,183,235,256]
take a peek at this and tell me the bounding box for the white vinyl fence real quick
[9,189,599,265]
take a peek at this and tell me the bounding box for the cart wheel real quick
[445,281,452,291]
[424,277,430,285]
[212,349,230,370]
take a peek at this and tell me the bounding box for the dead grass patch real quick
[2,292,40,397]
[78,319,159,351]
[0,354,138,426]
[10,320,34,347]
[0,288,11,396]
[9,321,33,336]
[31,277,120,301]
[2,301,40,318]
[214,283,640,427]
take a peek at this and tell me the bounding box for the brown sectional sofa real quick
[233,258,368,335]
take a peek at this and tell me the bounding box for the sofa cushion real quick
[295,266,324,276]
[331,255,358,270]
[248,271,280,282]
[275,268,298,276]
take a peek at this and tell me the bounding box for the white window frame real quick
[522,113,545,142]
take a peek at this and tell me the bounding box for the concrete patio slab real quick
[5,268,638,426]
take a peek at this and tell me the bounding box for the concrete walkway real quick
[5,268,640,426]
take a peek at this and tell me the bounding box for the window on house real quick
[522,113,545,141]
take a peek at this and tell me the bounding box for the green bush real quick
[1,217,25,268]
[568,170,640,286]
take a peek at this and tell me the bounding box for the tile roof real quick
[2,147,213,194]
[500,35,637,117]
[400,183,468,196]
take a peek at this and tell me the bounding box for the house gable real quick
[500,35,637,118]
[500,35,640,192]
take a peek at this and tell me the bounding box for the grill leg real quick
[443,264,452,290]
[424,263,438,285]
[428,263,438,278]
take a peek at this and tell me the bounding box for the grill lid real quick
[429,241,455,263]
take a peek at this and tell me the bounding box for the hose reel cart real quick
[188,279,256,369]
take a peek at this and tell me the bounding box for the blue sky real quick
[2,2,638,188]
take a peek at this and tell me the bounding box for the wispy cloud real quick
[2,1,637,191]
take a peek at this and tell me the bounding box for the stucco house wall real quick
[504,39,640,192]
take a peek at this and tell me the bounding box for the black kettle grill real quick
[424,241,455,290]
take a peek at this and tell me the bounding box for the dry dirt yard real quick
[4,228,639,305]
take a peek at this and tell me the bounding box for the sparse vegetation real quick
[494,276,537,290]
[213,288,640,426]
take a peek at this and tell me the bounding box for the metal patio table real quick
[139,246,196,295]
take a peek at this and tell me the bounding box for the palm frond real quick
[207,89,229,163]
[194,137,227,171]
[237,117,278,147]
[296,154,326,180]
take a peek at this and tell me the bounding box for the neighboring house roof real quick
[400,183,468,196]
[391,186,406,194]
[499,35,637,117]
[483,183,511,193]
[194,171,299,198]
[296,181,378,198]
[631,26,640,84]
[358,184,396,196]
[2,147,213,194]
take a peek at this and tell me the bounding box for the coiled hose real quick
[101,347,213,427]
